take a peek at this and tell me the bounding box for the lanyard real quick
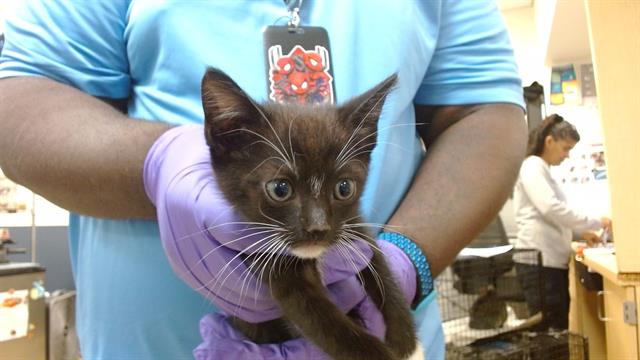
[283,0,303,28]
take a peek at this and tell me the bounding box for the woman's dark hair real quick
[526,114,580,156]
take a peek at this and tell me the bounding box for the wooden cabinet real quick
[560,2,640,355]
[585,1,640,273]
[570,249,640,359]
[569,255,606,359]
[601,278,638,359]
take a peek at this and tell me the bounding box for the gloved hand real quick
[193,239,417,360]
[193,291,384,360]
[144,124,416,322]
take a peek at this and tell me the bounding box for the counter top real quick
[572,241,640,286]
[0,262,45,276]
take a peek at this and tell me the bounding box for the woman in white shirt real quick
[514,114,611,330]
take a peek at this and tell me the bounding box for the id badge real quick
[263,25,335,105]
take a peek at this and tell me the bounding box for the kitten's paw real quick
[403,342,424,360]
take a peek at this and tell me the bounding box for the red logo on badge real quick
[267,45,334,105]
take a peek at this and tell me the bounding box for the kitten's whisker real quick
[201,223,288,242]
[334,242,366,288]
[287,118,297,171]
[335,86,394,165]
[276,237,293,276]
[192,228,285,271]
[341,222,387,229]
[173,229,282,283]
[267,241,291,300]
[335,123,419,170]
[204,233,281,293]
[198,197,238,226]
[272,162,288,180]
[338,141,411,169]
[248,236,288,298]
[342,222,403,233]
[259,206,286,226]
[335,98,380,168]
[336,89,391,167]
[336,140,376,165]
[248,139,293,172]
[339,233,386,297]
[339,222,375,239]
[206,220,286,228]
[234,235,282,292]
[253,239,289,307]
[246,96,297,175]
[337,138,411,171]
[339,236,386,304]
[247,155,289,176]
[336,145,377,171]
[337,235,373,272]
[225,128,294,172]
[253,238,287,310]
[340,215,364,225]
[359,85,394,122]
[340,227,373,240]
[205,246,272,303]
[374,140,413,153]
[341,228,385,257]
[237,255,267,312]
[335,122,366,170]
[340,139,409,165]
[230,236,286,315]
[283,249,299,275]
[335,238,371,295]
[177,220,284,243]
[236,262,260,314]
[202,223,286,235]
[350,122,420,151]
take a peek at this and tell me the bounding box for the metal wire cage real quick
[445,330,589,360]
[436,248,545,347]
[436,245,589,359]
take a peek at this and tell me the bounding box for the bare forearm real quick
[387,104,526,276]
[0,77,172,219]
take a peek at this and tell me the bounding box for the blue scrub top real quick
[0,1,523,359]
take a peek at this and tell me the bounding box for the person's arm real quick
[387,103,527,276]
[0,76,169,219]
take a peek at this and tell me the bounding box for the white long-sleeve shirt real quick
[514,156,602,269]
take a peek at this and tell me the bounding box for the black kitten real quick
[201,68,421,360]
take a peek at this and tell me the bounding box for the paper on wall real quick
[0,289,29,342]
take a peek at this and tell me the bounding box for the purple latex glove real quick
[193,291,384,360]
[193,240,417,360]
[144,125,409,322]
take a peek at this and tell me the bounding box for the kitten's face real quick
[201,69,396,259]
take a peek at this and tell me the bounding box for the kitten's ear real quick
[201,68,262,158]
[339,74,397,149]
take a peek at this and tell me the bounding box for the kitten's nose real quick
[305,222,331,234]
[303,204,331,235]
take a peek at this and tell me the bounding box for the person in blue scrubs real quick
[0,1,526,359]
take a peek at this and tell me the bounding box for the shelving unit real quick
[551,1,640,359]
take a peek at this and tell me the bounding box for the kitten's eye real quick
[266,179,293,202]
[334,179,356,200]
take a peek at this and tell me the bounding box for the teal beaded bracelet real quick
[378,231,433,305]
